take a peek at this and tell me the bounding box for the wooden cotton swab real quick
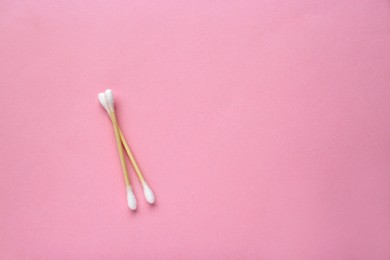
[98,91,137,210]
[98,90,155,205]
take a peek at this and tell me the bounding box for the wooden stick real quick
[116,124,146,184]
[109,111,131,187]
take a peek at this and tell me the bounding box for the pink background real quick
[1,0,390,259]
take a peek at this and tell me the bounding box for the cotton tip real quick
[98,93,109,113]
[105,89,115,111]
[127,186,137,210]
[142,182,155,204]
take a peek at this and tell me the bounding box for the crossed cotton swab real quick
[98,89,155,210]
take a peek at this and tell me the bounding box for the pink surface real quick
[1,0,390,259]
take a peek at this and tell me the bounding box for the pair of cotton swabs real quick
[98,89,155,210]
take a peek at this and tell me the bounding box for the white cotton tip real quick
[142,182,155,204]
[98,93,109,113]
[105,89,115,111]
[126,186,137,211]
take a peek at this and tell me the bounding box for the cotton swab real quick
[98,91,137,210]
[98,90,155,205]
